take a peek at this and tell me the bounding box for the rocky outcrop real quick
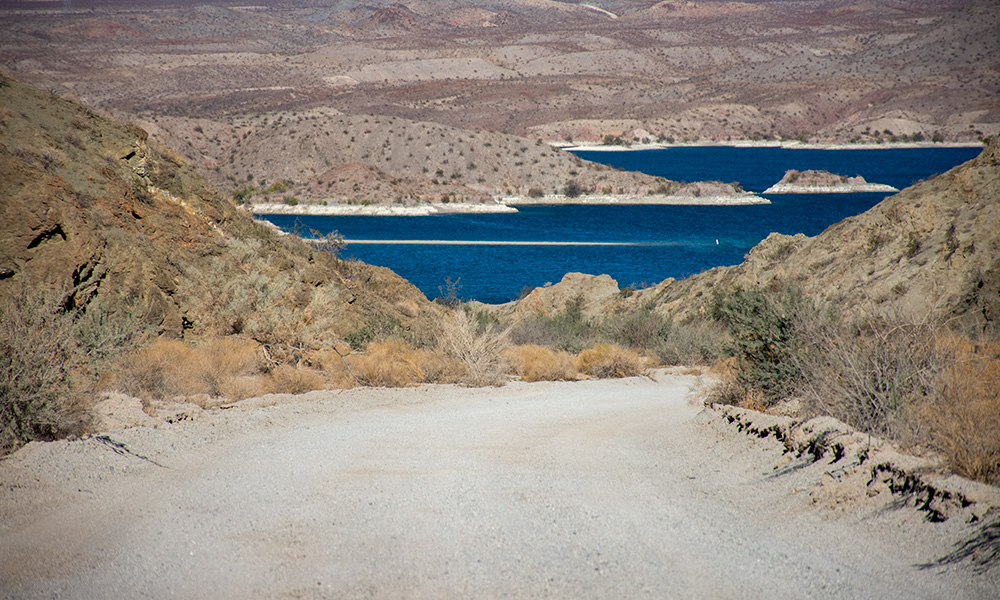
[764,169,898,193]
[496,273,622,320]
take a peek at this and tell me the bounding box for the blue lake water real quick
[261,146,981,304]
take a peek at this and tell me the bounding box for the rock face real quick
[764,169,898,193]
[499,273,622,320]
[0,76,439,357]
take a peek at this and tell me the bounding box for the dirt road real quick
[1,373,995,598]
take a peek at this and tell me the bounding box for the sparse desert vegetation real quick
[706,282,1000,485]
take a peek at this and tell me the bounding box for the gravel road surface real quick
[1,372,996,598]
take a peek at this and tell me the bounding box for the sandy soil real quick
[1,372,996,599]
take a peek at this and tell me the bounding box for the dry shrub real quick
[348,338,429,387]
[441,310,511,386]
[502,344,577,382]
[655,318,726,366]
[705,357,763,408]
[576,344,644,379]
[923,335,1000,484]
[1,290,75,452]
[795,310,939,440]
[265,365,327,395]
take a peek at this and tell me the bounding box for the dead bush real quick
[602,304,669,351]
[502,344,577,382]
[923,335,1000,484]
[576,344,644,379]
[441,310,511,386]
[795,312,939,440]
[655,318,726,366]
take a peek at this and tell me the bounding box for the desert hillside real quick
[0,74,436,344]
[0,75,446,448]
[143,109,688,204]
[644,137,1000,325]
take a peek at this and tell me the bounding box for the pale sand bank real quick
[503,192,768,205]
[252,202,518,216]
[253,193,767,216]
[557,140,984,151]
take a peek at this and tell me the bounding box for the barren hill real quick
[144,109,689,204]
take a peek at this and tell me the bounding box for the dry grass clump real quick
[117,337,335,402]
[502,344,577,382]
[265,364,327,395]
[576,344,644,378]
[311,346,360,388]
[116,337,265,403]
[923,334,1000,484]
[347,338,437,387]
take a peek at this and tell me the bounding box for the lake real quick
[260,146,982,304]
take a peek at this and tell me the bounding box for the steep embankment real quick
[0,76,439,353]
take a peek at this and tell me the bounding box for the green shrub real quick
[510,296,598,353]
[709,284,812,402]
[602,304,670,351]
[344,312,408,351]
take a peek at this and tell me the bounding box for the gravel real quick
[1,371,996,599]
